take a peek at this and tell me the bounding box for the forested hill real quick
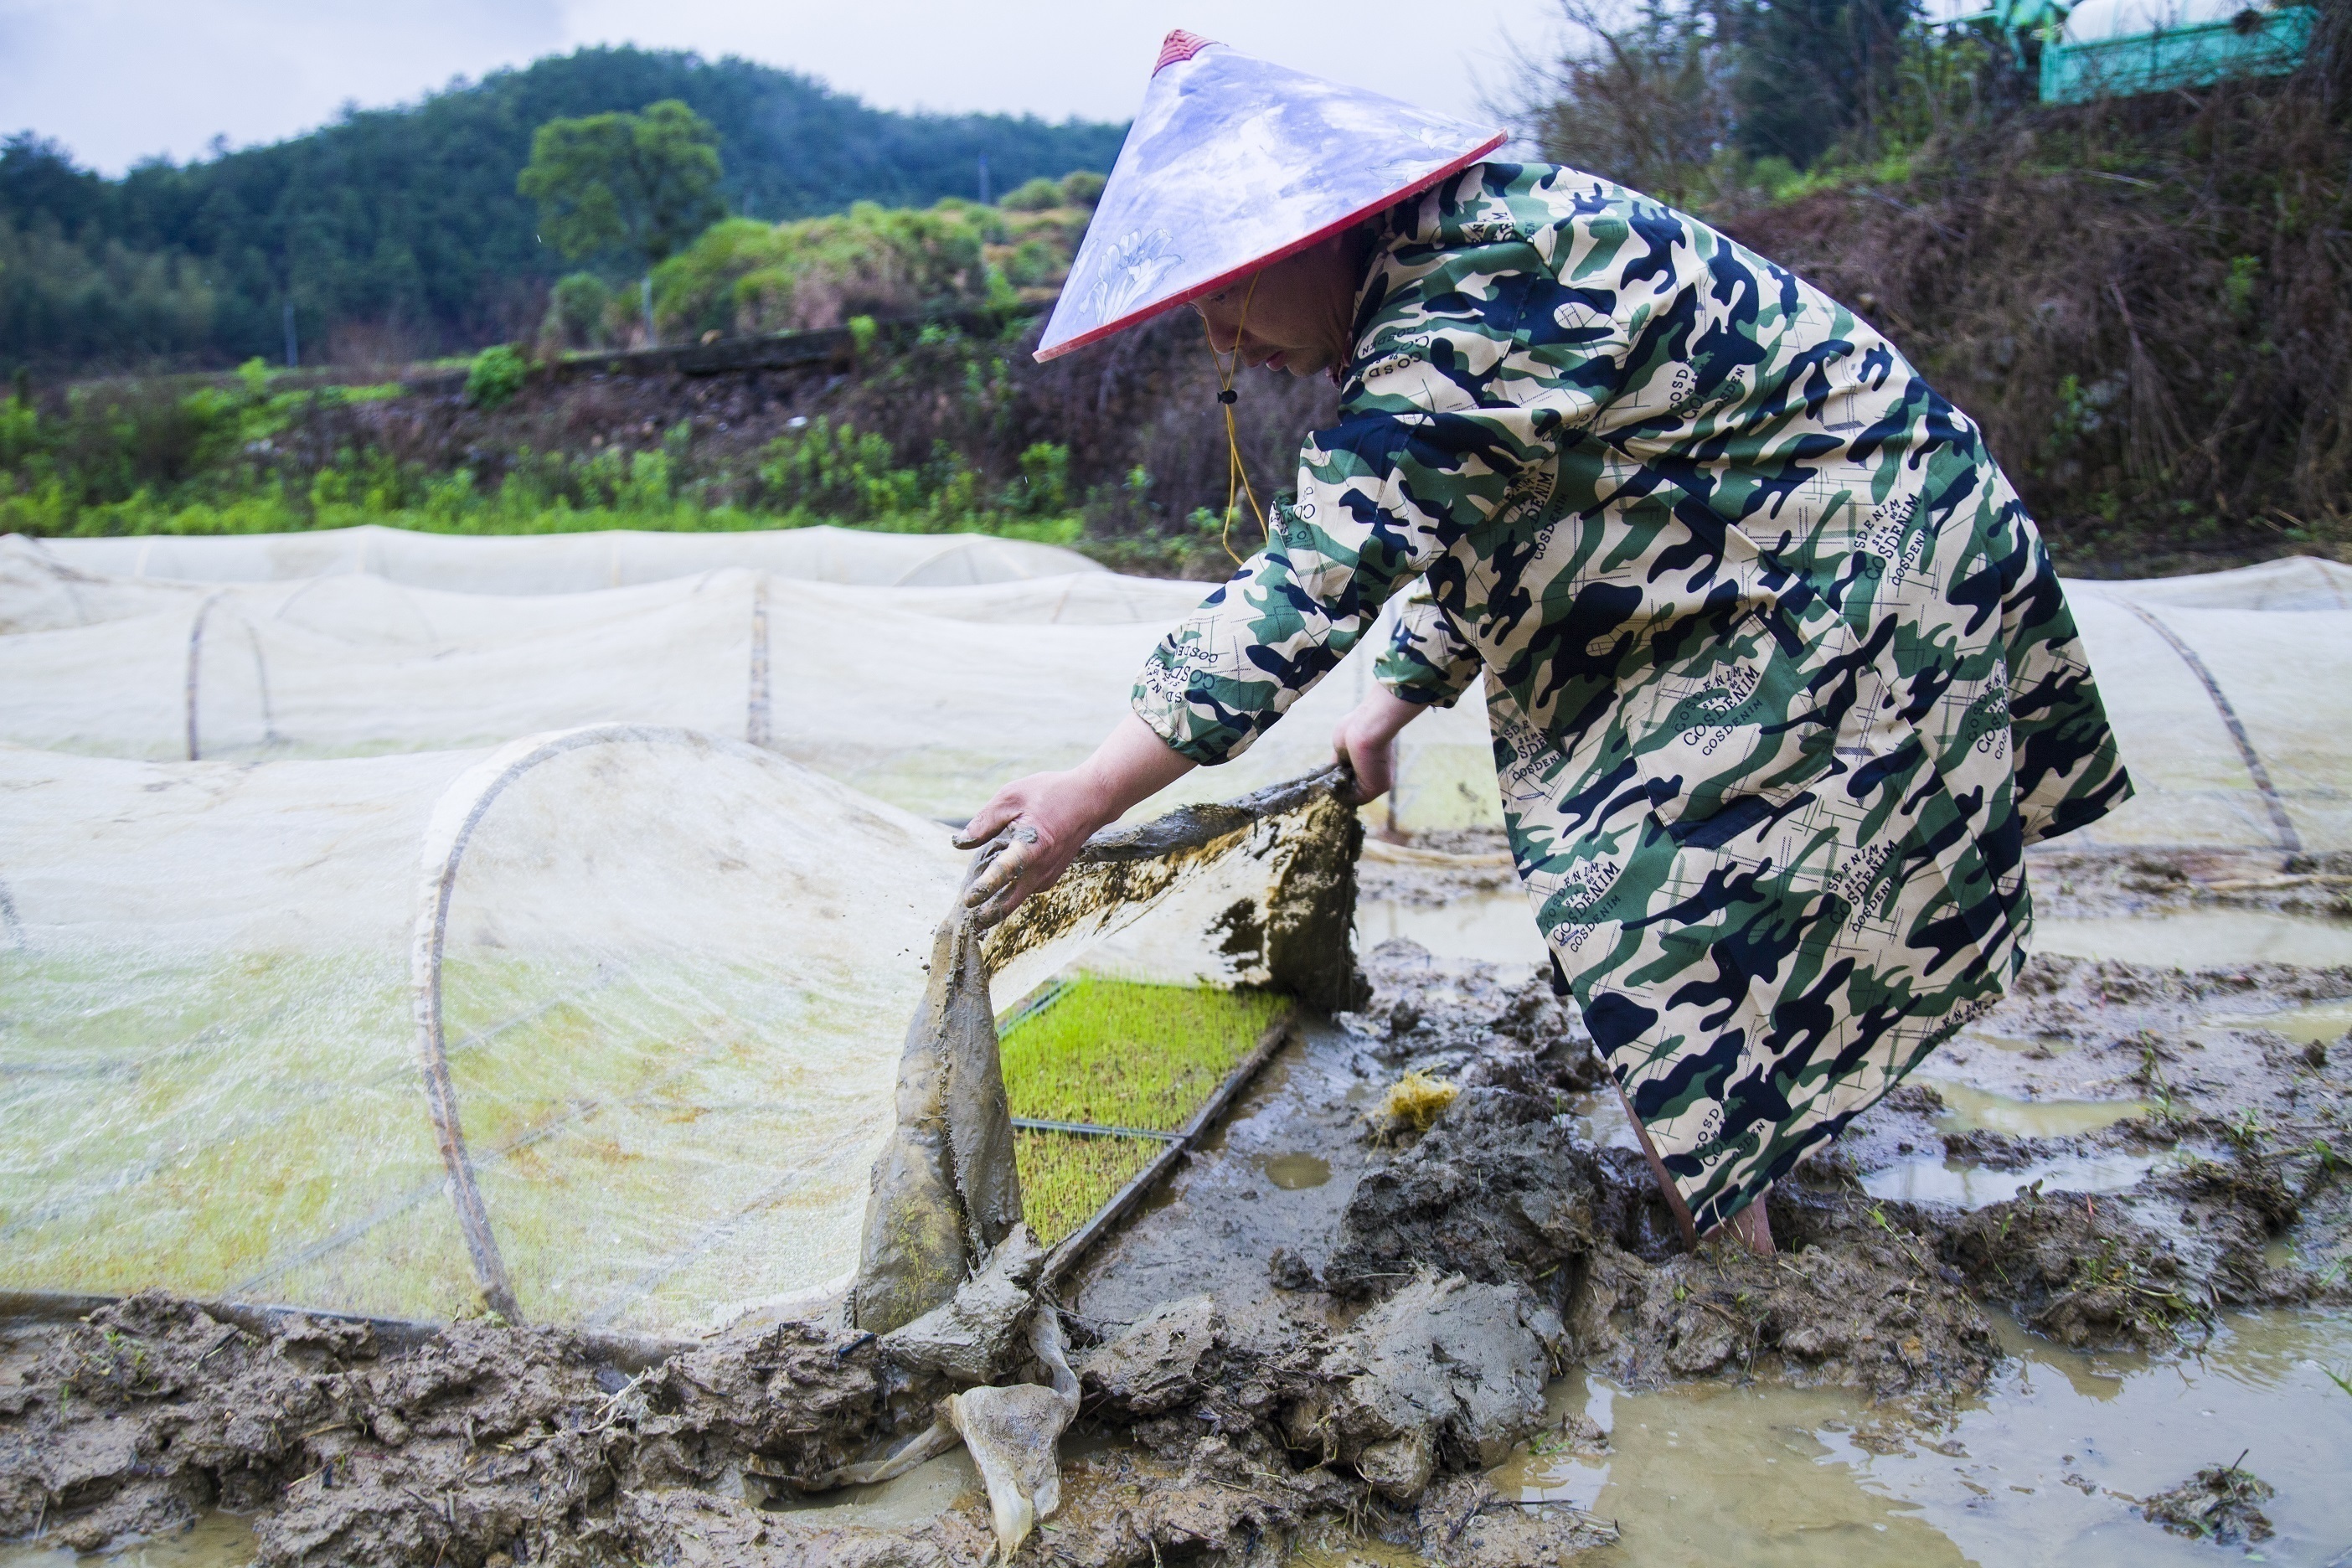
[0,46,1127,373]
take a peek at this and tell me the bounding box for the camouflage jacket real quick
[1131,161,2129,1230]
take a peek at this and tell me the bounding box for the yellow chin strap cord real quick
[1205,271,1269,566]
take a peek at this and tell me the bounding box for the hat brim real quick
[1032,133,1507,364]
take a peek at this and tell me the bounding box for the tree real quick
[518,99,725,343]
[1726,0,1919,166]
[1506,0,1738,208]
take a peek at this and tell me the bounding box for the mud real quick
[0,1292,926,1565]
[2135,1459,2277,1545]
[7,841,2350,1565]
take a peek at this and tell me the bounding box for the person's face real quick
[1192,230,1361,379]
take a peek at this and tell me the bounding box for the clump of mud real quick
[2137,1457,2277,1545]
[0,1292,930,1566]
[2030,846,2352,921]
[1344,939,1607,1101]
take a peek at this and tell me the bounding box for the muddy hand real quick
[962,823,1044,927]
[953,767,1112,928]
[953,718,1200,927]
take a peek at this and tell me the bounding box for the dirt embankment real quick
[5,848,2349,1565]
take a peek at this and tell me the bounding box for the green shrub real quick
[545,273,613,350]
[465,344,529,410]
[652,197,1076,338]
[999,176,1065,212]
[1058,170,1106,207]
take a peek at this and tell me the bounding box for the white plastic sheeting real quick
[0,729,967,1331]
[22,524,1103,593]
[8,528,2339,844]
[2063,585,2350,853]
[0,536,1498,830]
[2074,554,2352,612]
[0,730,1360,1331]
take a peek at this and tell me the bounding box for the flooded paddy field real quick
[4,839,2349,1567]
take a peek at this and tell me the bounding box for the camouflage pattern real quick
[1132,161,2131,1230]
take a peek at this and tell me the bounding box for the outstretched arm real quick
[1330,684,1431,802]
[953,714,1194,926]
[956,687,1432,926]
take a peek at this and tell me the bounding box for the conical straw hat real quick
[1034,31,1506,362]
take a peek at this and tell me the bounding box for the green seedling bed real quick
[998,977,1282,1243]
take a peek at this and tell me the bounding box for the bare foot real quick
[1710,1188,1776,1256]
[1611,1083,1777,1256]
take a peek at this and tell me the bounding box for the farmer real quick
[957,33,2130,1255]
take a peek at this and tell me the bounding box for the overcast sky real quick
[0,0,1563,175]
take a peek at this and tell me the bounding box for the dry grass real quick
[1720,49,2352,569]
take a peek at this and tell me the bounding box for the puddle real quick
[1355,893,1549,967]
[1917,1081,2148,1138]
[1566,1089,1646,1153]
[2035,910,2352,971]
[1359,895,2352,977]
[1859,1148,2170,1209]
[761,1445,981,1527]
[2231,995,2352,1045]
[0,1514,256,1567]
[1262,1152,1331,1190]
[1487,1308,2352,1567]
[1497,1380,1972,1566]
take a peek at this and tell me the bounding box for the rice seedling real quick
[997,977,1281,1133]
[1013,1130,1162,1246]
[998,977,1282,1243]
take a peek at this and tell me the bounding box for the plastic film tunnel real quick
[0,532,1500,830]
[6,529,2348,1345]
[0,527,1375,1343]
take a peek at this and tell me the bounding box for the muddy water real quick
[2240,995,2352,1044]
[2035,910,2352,970]
[0,1514,255,1567]
[1859,1148,2175,1207]
[1917,1082,2148,1138]
[1486,1309,2352,1567]
[1355,893,1549,967]
[1263,1152,1333,1189]
[1359,890,2352,975]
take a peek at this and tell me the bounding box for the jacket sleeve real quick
[1132,407,1524,765]
[1375,581,1483,708]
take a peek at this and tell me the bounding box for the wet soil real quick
[4,841,2349,1565]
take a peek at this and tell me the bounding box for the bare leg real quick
[1612,1082,1775,1256]
[1720,1189,1776,1256]
[1615,1082,1699,1250]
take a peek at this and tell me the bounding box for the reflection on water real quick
[1262,1152,1332,1190]
[1567,1089,1645,1153]
[0,1514,255,1568]
[2236,995,2352,1044]
[2036,910,2352,970]
[1920,1081,2148,1138]
[1354,895,1548,967]
[761,1445,981,1526]
[1359,890,2352,977]
[1859,1148,2170,1209]
[1498,1380,1971,1567]
[1488,1309,2352,1568]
